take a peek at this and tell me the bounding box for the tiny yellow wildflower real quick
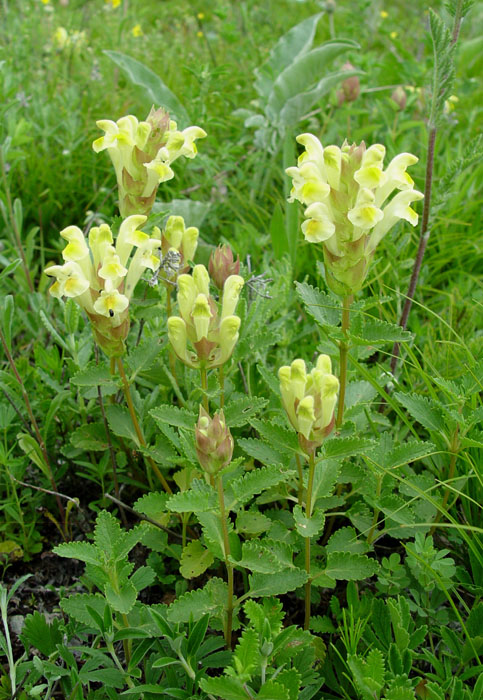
[380,10,388,19]
[131,24,143,37]
[197,30,204,38]
[390,31,398,39]
[41,0,51,4]
[112,0,121,7]
[197,12,205,20]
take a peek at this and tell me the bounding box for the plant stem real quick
[0,148,34,293]
[304,449,316,631]
[217,473,234,649]
[295,453,304,506]
[200,366,209,411]
[166,285,179,386]
[430,426,460,536]
[97,382,127,527]
[0,326,65,529]
[336,295,353,429]
[367,475,382,545]
[116,357,172,494]
[219,364,225,409]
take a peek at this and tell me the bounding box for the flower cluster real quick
[279,355,339,454]
[168,265,244,369]
[286,134,423,296]
[195,407,234,475]
[93,107,206,218]
[45,215,162,357]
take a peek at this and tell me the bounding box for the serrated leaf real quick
[256,363,281,396]
[167,577,227,623]
[150,405,196,430]
[276,669,302,700]
[325,552,379,581]
[223,396,268,427]
[60,593,106,627]
[248,568,308,597]
[104,51,189,124]
[250,418,300,453]
[231,541,283,574]
[238,437,287,465]
[104,579,137,614]
[53,541,101,567]
[229,627,259,681]
[257,680,291,700]
[311,458,340,503]
[20,612,63,656]
[70,423,109,451]
[293,506,325,538]
[326,527,368,554]
[180,540,214,579]
[349,317,413,345]
[385,440,436,468]
[130,565,156,592]
[126,339,162,376]
[199,676,248,700]
[93,510,122,560]
[198,511,231,560]
[166,479,217,513]
[105,404,140,445]
[321,436,374,460]
[295,281,341,327]
[225,465,294,511]
[134,492,169,522]
[70,363,115,387]
[235,511,272,535]
[378,494,415,526]
[394,392,446,434]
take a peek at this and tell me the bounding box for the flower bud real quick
[195,407,234,475]
[337,62,360,106]
[391,86,407,111]
[209,245,240,290]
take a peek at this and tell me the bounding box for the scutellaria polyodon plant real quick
[286,134,424,296]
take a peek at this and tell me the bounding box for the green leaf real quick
[94,510,123,560]
[326,527,368,554]
[130,566,156,592]
[79,668,125,689]
[231,541,284,574]
[180,540,214,579]
[394,392,446,435]
[295,281,341,327]
[20,611,63,656]
[198,511,231,560]
[225,465,294,511]
[104,579,137,614]
[348,648,385,699]
[428,9,456,127]
[276,669,302,700]
[70,363,115,387]
[166,479,217,513]
[126,339,162,376]
[53,541,101,567]
[17,433,50,479]
[257,681,291,700]
[167,577,227,623]
[238,437,287,465]
[104,51,190,124]
[70,423,109,451]
[248,568,308,597]
[267,40,360,118]
[311,458,340,503]
[378,494,415,527]
[254,13,322,98]
[293,506,325,538]
[134,491,169,522]
[60,593,106,627]
[229,627,259,681]
[236,511,272,535]
[150,405,196,431]
[105,404,141,445]
[321,436,374,460]
[250,418,300,453]
[349,317,413,345]
[199,676,248,700]
[385,440,436,468]
[223,396,268,427]
[324,552,379,581]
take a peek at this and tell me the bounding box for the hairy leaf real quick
[180,540,214,579]
[293,506,325,538]
[324,551,379,581]
[248,568,308,597]
[167,577,227,623]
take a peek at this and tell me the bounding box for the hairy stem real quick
[295,453,304,506]
[304,449,316,631]
[217,473,234,649]
[336,295,353,429]
[116,357,172,494]
[219,364,225,409]
[200,366,209,411]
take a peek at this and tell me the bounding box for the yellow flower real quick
[41,0,51,5]
[380,10,388,18]
[197,12,205,20]
[131,24,143,37]
[197,30,204,38]
[390,31,398,39]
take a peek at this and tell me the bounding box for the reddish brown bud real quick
[195,407,234,475]
[337,62,360,106]
[391,86,407,111]
[208,245,240,290]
